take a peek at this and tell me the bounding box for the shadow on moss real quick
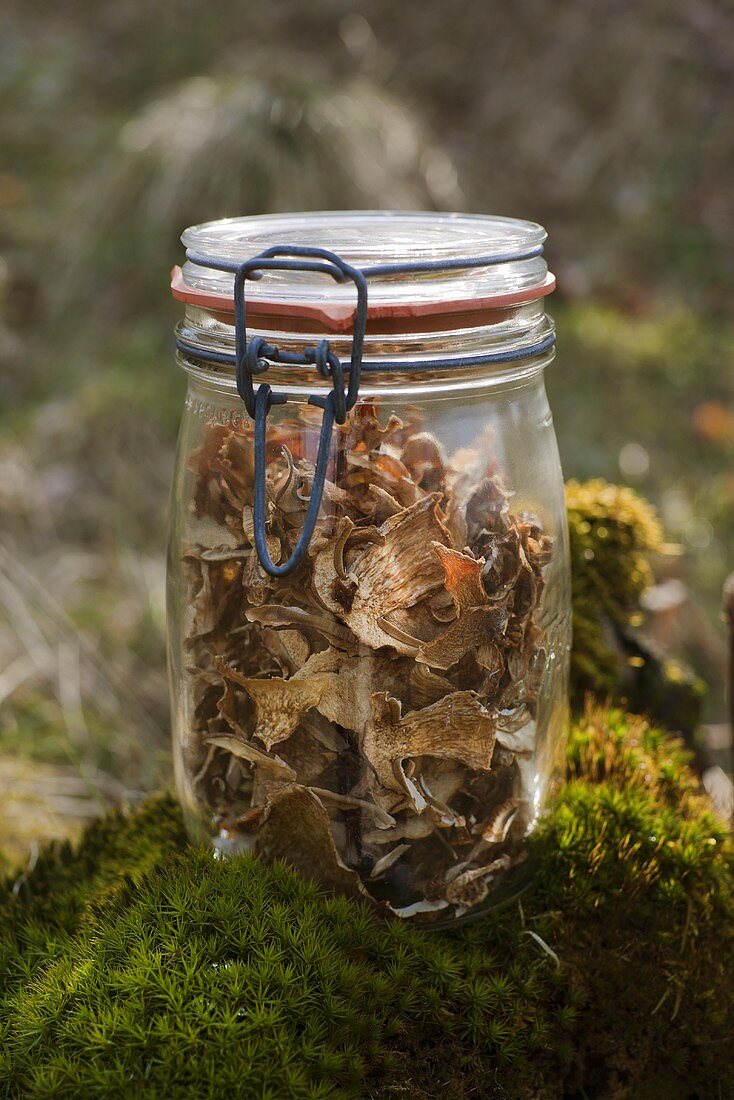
[1,707,731,1099]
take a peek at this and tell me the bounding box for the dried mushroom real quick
[362,691,496,813]
[182,403,552,922]
[255,785,368,901]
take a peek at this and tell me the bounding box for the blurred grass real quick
[0,0,732,844]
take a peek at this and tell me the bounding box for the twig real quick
[521,929,560,968]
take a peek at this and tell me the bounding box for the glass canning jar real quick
[167,211,571,926]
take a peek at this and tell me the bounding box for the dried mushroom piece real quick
[473,798,520,845]
[218,648,405,750]
[496,710,537,754]
[244,604,364,656]
[312,495,452,653]
[416,544,508,670]
[205,734,296,781]
[442,855,513,909]
[183,409,553,921]
[362,691,497,813]
[255,785,369,901]
[400,432,448,495]
[215,656,330,750]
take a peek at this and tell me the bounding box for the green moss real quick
[1,709,731,1099]
[566,479,707,733]
[566,478,663,699]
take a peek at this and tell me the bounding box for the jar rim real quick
[175,210,554,331]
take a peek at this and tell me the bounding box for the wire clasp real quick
[186,245,367,577]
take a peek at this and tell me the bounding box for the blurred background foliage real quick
[0,0,732,856]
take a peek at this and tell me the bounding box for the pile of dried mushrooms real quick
[182,402,552,922]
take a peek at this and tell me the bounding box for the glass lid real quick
[175,211,554,329]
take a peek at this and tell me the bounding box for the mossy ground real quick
[1,706,731,1099]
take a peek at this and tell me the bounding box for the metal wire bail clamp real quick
[203,245,368,578]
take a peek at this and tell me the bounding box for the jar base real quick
[417,858,536,931]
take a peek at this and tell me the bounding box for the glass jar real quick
[167,211,571,926]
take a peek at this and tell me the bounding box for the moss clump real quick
[566,480,707,734]
[1,708,731,1099]
[566,477,663,700]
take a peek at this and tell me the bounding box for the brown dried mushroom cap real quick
[345,450,422,509]
[215,655,332,750]
[362,691,497,812]
[244,604,364,656]
[362,810,440,846]
[255,785,369,901]
[473,798,520,845]
[269,727,338,789]
[496,711,537,754]
[312,495,452,653]
[416,544,508,670]
[341,404,407,454]
[217,648,404,750]
[363,484,404,521]
[407,664,456,708]
[400,432,447,494]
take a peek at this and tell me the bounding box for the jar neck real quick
[175,298,555,400]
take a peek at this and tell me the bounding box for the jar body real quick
[167,364,570,925]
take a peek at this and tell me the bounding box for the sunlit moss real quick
[566,477,663,701]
